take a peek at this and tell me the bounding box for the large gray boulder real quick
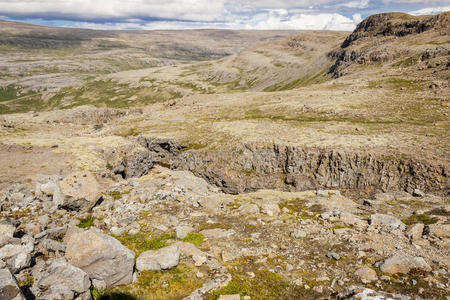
[38,258,91,294]
[0,268,25,300]
[65,228,134,289]
[136,244,180,272]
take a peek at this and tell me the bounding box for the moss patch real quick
[93,263,204,300]
[182,233,205,245]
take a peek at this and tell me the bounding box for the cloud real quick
[409,6,450,15]
[0,0,448,31]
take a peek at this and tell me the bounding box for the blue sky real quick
[0,0,449,31]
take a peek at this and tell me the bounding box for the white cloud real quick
[409,6,450,15]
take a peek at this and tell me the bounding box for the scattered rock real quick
[0,221,15,239]
[412,189,425,197]
[370,214,406,231]
[261,202,280,216]
[406,223,424,241]
[238,203,260,215]
[136,244,180,272]
[427,223,450,239]
[290,228,307,239]
[217,295,240,300]
[200,229,235,239]
[175,225,194,239]
[326,252,341,260]
[355,266,378,283]
[65,228,134,289]
[380,254,431,274]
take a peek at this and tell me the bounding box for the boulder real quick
[370,214,406,231]
[136,244,180,272]
[38,258,91,294]
[175,225,194,239]
[380,254,431,274]
[58,171,102,211]
[65,228,134,289]
[0,268,25,300]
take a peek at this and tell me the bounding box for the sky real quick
[0,0,449,31]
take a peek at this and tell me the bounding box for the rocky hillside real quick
[0,11,449,300]
[329,12,450,79]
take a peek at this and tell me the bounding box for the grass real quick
[77,216,95,228]
[93,263,204,300]
[181,233,205,245]
[401,214,438,226]
[115,232,175,255]
[263,68,329,92]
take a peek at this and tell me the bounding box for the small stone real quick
[175,225,194,239]
[200,229,235,239]
[370,214,406,232]
[355,266,378,283]
[412,189,425,197]
[290,228,307,239]
[0,221,15,239]
[326,252,340,260]
[406,223,424,241]
[136,244,180,271]
[196,271,204,278]
[217,295,240,300]
[261,202,280,217]
[238,203,260,215]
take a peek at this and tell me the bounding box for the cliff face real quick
[117,137,448,195]
[328,12,450,78]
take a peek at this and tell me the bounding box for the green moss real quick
[116,232,175,255]
[183,143,208,151]
[77,216,95,228]
[93,263,204,300]
[401,214,437,225]
[240,168,254,176]
[182,233,205,245]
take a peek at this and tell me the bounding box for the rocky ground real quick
[0,166,449,299]
[0,11,449,300]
